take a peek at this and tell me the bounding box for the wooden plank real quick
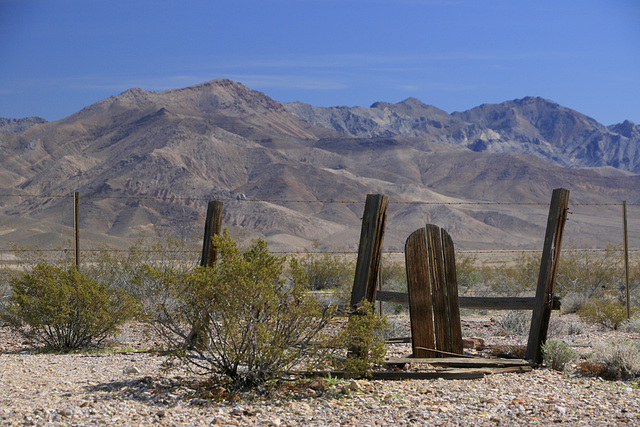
[385,357,534,368]
[426,224,450,355]
[376,292,561,311]
[526,188,570,363]
[350,194,389,306]
[200,200,224,267]
[442,229,463,354]
[405,228,435,358]
[458,296,562,310]
[370,371,485,380]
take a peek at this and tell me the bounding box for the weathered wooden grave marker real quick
[405,224,463,357]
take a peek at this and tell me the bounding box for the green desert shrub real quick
[329,300,388,378]
[542,340,577,371]
[577,298,634,330]
[1,263,132,350]
[298,243,354,292]
[148,230,333,389]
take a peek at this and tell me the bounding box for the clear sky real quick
[1,0,639,125]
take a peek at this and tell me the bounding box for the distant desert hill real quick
[1,79,638,253]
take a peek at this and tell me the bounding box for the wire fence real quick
[1,192,639,263]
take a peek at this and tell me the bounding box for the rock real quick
[123,366,140,375]
[462,337,485,350]
[308,380,325,392]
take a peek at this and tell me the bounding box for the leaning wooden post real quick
[200,201,224,267]
[350,194,389,307]
[526,188,570,363]
[74,191,80,270]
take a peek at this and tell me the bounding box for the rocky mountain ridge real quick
[0,116,47,133]
[0,79,638,252]
[285,97,640,173]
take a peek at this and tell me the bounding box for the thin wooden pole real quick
[74,191,80,269]
[623,201,630,319]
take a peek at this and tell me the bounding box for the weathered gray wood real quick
[405,228,435,358]
[525,188,570,362]
[385,357,534,368]
[458,296,561,310]
[200,200,224,267]
[376,292,561,311]
[442,229,463,354]
[309,370,486,380]
[426,224,449,354]
[370,370,485,380]
[350,194,389,306]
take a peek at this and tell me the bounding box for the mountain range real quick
[1,79,638,253]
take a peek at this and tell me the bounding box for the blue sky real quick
[1,0,639,125]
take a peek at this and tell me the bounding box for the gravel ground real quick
[1,317,640,426]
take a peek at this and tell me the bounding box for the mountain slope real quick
[1,79,638,252]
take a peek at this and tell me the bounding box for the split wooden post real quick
[525,188,570,363]
[200,201,224,267]
[350,194,389,307]
[405,224,463,358]
[441,228,463,354]
[405,228,435,357]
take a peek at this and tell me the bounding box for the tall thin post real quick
[623,201,630,319]
[74,192,80,269]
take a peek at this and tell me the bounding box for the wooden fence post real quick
[526,188,570,363]
[74,192,80,269]
[200,201,224,267]
[350,194,389,307]
[623,201,630,319]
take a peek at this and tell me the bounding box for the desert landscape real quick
[1,313,640,426]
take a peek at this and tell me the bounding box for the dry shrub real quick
[579,341,640,380]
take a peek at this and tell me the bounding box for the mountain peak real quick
[609,119,639,138]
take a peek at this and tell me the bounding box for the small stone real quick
[123,366,140,375]
[308,380,325,392]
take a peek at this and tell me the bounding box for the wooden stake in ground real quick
[525,188,570,363]
[350,194,389,307]
[200,200,224,267]
[74,192,80,270]
[189,200,224,347]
